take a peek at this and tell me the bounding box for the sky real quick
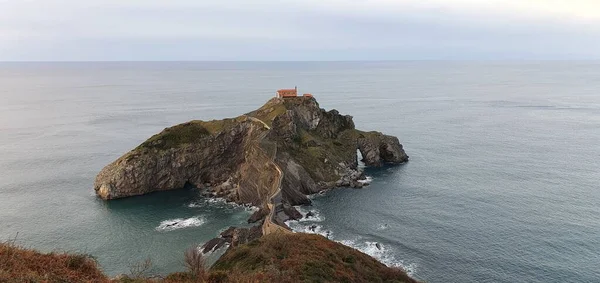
[1,0,600,61]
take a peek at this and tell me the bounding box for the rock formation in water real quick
[94,96,408,211]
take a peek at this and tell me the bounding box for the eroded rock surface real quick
[94,97,408,209]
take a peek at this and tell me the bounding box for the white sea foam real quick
[155,216,206,232]
[307,189,331,200]
[288,219,416,276]
[358,176,373,184]
[187,198,258,212]
[187,202,203,208]
[288,222,332,238]
[376,223,390,230]
[293,206,324,222]
[286,204,416,276]
[337,239,417,276]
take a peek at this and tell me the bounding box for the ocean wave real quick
[338,239,417,276]
[187,198,258,212]
[288,220,416,276]
[376,223,390,230]
[293,206,324,222]
[358,176,373,184]
[287,222,332,238]
[155,216,206,232]
[307,188,333,200]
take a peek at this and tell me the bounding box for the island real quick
[95,94,408,221]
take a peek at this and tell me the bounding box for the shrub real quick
[184,246,207,280]
[128,257,153,279]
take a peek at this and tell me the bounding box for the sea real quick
[0,61,598,283]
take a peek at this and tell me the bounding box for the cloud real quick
[0,0,599,60]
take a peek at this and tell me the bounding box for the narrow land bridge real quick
[245,116,292,235]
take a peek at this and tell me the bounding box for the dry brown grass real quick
[0,239,109,282]
[211,233,420,283]
[1,233,420,283]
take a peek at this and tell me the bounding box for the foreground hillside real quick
[0,240,110,282]
[1,233,418,283]
[210,233,418,283]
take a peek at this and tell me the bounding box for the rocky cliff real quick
[94,96,408,210]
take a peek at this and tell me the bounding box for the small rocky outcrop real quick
[281,203,303,222]
[202,225,263,254]
[358,132,409,167]
[247,208,269,223]
[94,96,408,221]
[201,238,228,254]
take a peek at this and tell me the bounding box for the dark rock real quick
[201,238,228,254]
[247,207,269,223]
[231,225,263,247]
[282,204,302,221]
[358,132,409,167]
[376,243,382,250]
[220,227,236,240]
[306,211,315,218]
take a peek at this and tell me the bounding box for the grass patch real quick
[138,121,210,150]
[137,118,246,151]
[247,99,288,127]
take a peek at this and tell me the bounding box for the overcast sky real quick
[1,0,600,61]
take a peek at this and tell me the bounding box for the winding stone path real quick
[243,115,292,235]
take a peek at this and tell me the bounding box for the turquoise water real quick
[0,62,599,282]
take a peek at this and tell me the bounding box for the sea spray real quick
[188,197,258,212]
[286,206,416,276]
[155,216,206,232]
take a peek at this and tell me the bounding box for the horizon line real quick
[1,59,600,63]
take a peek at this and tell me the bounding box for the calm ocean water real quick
[0,62,599,282]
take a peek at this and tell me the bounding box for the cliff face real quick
[95,117,270,204]
[94,97,408,207]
